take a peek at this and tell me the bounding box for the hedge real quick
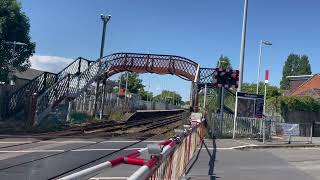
[267,96,320,114]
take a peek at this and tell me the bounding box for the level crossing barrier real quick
[58,115,205,180]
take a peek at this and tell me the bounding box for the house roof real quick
[290,74,320,96]
[13,68,44,80]
[298,88,320,97]
[287,75,313,80]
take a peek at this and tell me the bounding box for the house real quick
[287,74,320,97]
[13,68,44,88]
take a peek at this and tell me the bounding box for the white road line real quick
[233,139,256,146]
[198,144,258,150]
[90,177,128,180]
[40,141,97,144]
[0,149,65,153]
[72,148,142,152]
[0,148,146,153]
[101,140,162,143]
[0,141,34,144]
[0,140,161,144]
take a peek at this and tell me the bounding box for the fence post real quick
[263,118,266,144]
[211,113,214,138]
[29,93,38,126]
[232,92,238,139]
[99,80,106,121]
[42,72,47,93]
[66,99,72,122]
[219,87,225,137]
[310,122,313,144]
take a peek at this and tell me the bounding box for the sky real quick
[21,0,320,101]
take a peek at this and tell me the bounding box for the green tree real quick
[119,73,144,94]
[280,54,312,90]
[216,54,232,69]
[298,55,312,75]
[139,89,153,101]
[242,82,281,99]
[153,90,182,104]
[0,0,36,83]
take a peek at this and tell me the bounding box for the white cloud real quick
[29,55,73,73]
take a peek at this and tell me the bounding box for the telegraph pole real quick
[94,14,111,118]
[238,0,249,91]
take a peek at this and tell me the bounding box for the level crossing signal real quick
[213,68,239,88]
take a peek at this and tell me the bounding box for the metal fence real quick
[264,117,313,143]
[209,113,313,143]
[209,113,262,138]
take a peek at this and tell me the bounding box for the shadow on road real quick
[185,136,217,180]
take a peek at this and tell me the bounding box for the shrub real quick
[267,96,320,114]
[70,112,90,123]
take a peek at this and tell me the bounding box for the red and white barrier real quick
[58,148,149,180]
[128,119,205,180]
[59,114,205,180]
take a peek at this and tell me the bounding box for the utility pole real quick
[99,14,111,58]
[125,72,128,103]
[238,0,249,92]
[93,14,111,118]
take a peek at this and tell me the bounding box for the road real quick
[0,137,320,180]
[185,139,320,180]
[0,137,160,180]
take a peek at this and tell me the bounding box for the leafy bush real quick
[267,96,320,114]
[109,111,124,121]
[70,112,90,123]
[37,118,64,132]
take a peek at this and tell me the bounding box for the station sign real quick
[280,123,300,136]
[236,92,264,118]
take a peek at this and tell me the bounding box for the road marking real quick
[73,148,142,152]
[41,140,97,144]
[0,141,34,144]
[101,140,162,143]
[0,149,64,153]
[199,144,258,150]
[90,177,128,180]
[0,148,146,153]
[0,140,161,144]
[233,139,256,146]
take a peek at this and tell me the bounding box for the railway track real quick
[0,111,185,175]
[49,113,185,179]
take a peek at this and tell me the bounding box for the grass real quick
[70,112,91,124]
[109,111,124,121]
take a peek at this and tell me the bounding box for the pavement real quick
[0,137,320,179]
[184,139,320,180]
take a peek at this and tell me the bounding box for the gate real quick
[209,113,262,138]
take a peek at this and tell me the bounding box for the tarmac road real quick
[1,138,320,180]
[0,137,161,180]
[185,139,320,180]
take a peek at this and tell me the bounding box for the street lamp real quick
[256,40,272,94]
[3,41,27,85]
[96,14,111,119]
[99,14,111,58]
[238,0,249,92]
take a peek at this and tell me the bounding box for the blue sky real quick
[21,0,320,100]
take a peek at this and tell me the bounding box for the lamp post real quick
[3,41,27,85]
[256,40,272,94]
[99,14,111,58]
[238,0,249,92]
[95,14,111,118]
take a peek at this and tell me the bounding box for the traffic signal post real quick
[213,68,239,137]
